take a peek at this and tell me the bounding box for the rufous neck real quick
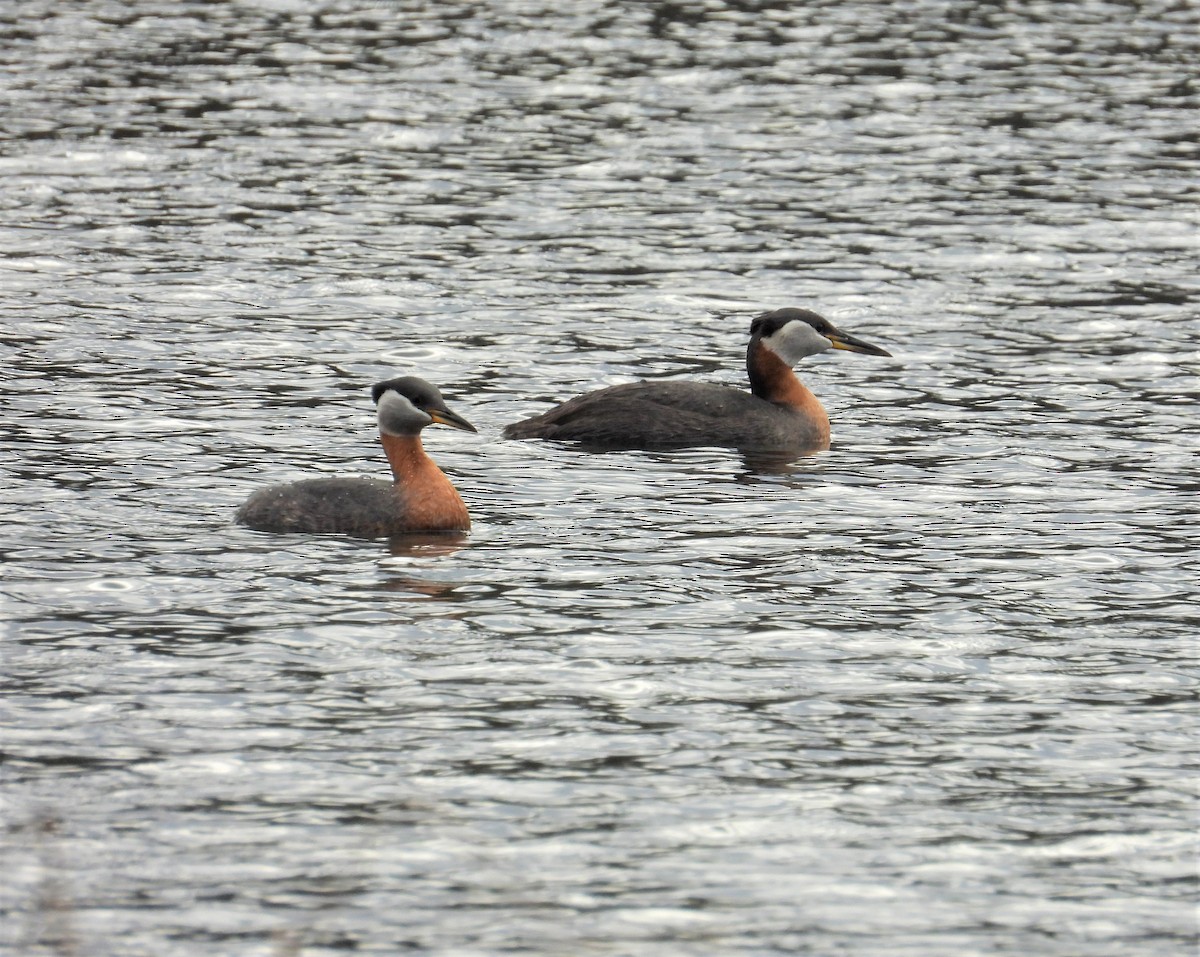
[380,432,429,483]
[746,339,830,443]
[747,339,807,405]
[379,431,470,531]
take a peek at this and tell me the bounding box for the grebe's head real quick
[371,376,477,437]
[751,308,891,365]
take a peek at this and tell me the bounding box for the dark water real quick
[2,2,1197,955]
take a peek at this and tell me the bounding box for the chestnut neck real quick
[746,339,830,443]
[379,431,470,531]
[747,339,808,405]
[380,432,430,482]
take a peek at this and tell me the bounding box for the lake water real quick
[2,2,1197,955]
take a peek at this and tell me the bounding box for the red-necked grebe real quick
[503,307,891,452]
[237,376,476,537]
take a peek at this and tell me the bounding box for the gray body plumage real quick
[502,381,822,451]
[236,477,409,538]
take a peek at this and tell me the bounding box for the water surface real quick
[2,2,1197,955]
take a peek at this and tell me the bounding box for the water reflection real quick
[375,532,472,598]
[383,532,470,559]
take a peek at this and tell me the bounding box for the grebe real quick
[237,376,476,538]
[503,307,891,452]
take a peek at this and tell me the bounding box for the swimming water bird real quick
[237,376,476,538]
[503,307,891,453]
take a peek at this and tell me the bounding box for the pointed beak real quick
[428,405,478,433]
[827,329,891,357]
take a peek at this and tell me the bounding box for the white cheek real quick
[377,391,432,435]
[768,323,833,363]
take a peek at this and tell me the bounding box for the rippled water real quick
[2,2,1197,955]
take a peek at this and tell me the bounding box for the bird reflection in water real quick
[376,531,471,598]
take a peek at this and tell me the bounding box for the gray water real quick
[2,2,1197,955]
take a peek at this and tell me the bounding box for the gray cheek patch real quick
[377,391,433,436]
[766,322,832,364]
